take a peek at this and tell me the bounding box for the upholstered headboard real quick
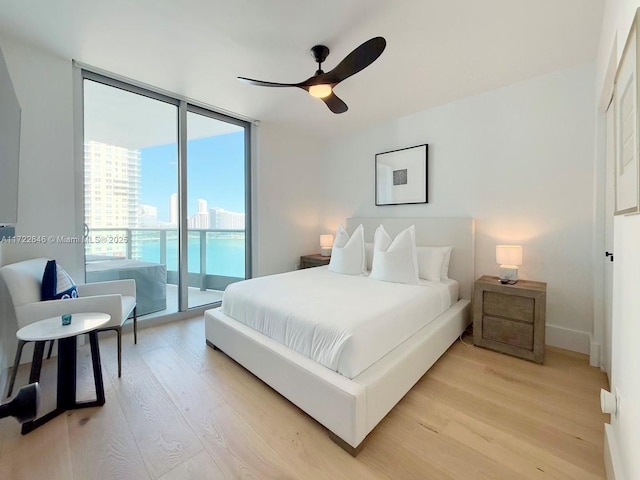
[346,217,476,300]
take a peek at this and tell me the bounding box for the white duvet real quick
[221,266,457,379]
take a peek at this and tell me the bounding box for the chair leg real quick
[28,342,46,385]
[133,307,137,345]
[96,326,124,377]
[46,339,55,359]
[6,340,27,398]
[116,326,122,378]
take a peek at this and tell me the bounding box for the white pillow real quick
[416,247,445,282]
[416,246,453,281]
[440,246,453,279]
[328,224,366,275]
[370,225,420,285]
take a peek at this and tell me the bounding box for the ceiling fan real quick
[238,37,386,114]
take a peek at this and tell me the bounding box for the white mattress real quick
[221,266,458,379]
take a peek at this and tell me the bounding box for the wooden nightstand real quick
[473,275,547,363]
[299,254,331,269]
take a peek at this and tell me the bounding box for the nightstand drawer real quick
[299,254,331,269]
[482,316,533,349]
[473,275,546,363]
[483,291,534,323]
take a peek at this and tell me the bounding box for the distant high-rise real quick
[84,140,141,258]
[188,199,210,228]
[209,207,245,230]
[139,204,158,227]
[84,140,141,229]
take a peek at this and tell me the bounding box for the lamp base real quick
[320,247,332,257]
[499,265,518,284]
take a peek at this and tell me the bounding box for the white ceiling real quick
[0,0,604,139]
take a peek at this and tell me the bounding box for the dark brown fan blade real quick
[237,76,302,87]
[322,37,386,85]
[321,92,348,114]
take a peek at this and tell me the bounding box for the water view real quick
[136,232,245,278]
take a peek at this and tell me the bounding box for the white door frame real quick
[591,38,617,373]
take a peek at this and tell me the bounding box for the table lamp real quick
[496,245,523,284]
[320,234,334,256]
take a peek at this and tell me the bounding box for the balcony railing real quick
[85,227,246,292]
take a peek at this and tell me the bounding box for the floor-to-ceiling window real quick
[185,108,248,308]
[82,71,251,317]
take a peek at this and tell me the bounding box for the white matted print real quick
[614,11,640,215]
[375,144,428,205]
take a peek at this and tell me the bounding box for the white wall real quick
[0,37,83,279]
[596,2,640,479]
[319,63,596,353]
[252,121,323,275]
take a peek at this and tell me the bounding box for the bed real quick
[204,217,475,454]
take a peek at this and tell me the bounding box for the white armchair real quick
[0,258,137,397]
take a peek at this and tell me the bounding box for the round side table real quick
[16,312,110,434]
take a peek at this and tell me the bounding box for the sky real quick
[139,131,245,221]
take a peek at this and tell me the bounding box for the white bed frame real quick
[204,217,475,454]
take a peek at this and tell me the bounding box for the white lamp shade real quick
[496,245,523,266]
[320,234,334,257]
[320,235,334,248]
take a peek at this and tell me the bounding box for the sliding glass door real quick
[185,109,248,308]
[82,71,250,317]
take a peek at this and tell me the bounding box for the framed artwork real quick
[614,10,640,215]
[375,144,428,206]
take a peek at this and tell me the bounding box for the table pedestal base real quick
[21,331,105,434]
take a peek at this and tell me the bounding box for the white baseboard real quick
[545,324,590,354]
[590,335,602,367]
[605,424,626,480]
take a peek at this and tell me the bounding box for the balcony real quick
[84,227,246,316]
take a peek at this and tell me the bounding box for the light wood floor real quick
[0,316,609,480]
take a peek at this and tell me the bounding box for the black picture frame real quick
[375,144,428,205]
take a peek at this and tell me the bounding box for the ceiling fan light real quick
[308,84,332,98]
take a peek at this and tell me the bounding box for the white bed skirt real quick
[205,298,470,451]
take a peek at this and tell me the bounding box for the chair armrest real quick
[15,295,124,329]
[77,279,136,298]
